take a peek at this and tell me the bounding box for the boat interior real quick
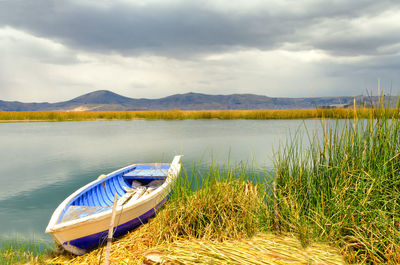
[58,164,170,223]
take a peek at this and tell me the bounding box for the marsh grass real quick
[272,98,400,263]
[151,163,271,242]
[0,235,54,264]
[1,108,399,122]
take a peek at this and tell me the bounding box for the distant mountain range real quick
[0,90,390,111]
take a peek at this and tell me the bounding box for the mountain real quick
[51,90,141,111]
[60,90,135,105]
[0,90,382,111]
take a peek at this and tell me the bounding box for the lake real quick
[0,119,322,241]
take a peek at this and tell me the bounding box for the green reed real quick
[0,234,54,264]
[272,99,400,263]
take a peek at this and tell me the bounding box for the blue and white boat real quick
[46,155,182,255]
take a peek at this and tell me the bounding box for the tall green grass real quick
[272,101,400,263]
[1,108,400,122]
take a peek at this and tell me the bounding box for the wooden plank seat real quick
[123,168,169,180]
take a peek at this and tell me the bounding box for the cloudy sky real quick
[0,0,399,102]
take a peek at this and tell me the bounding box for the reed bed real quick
[272,101,400,263]
[1,108,399,122]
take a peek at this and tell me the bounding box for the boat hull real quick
[59,198,166,254]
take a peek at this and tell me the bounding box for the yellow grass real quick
[46,231,344,265]
[1,108,398,122]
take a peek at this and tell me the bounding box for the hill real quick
[0,90,379,111]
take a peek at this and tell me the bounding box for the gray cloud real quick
[1,0,398,58]
[0,0,283,57]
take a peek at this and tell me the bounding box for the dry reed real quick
[45,230,343,265]
[157,233,343,265]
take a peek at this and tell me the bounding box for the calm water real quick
[0,120,321,240]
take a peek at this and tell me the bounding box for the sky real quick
[0,0,399,102]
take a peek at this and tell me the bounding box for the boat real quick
[45,155,182,255]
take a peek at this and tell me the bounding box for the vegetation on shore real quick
[0,107,399,122]
[272,102,400,263]
[0,235,53,264]
[47,165,343,265]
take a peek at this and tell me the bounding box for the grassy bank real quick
[1,108,399,122]
[47,164,343,264]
